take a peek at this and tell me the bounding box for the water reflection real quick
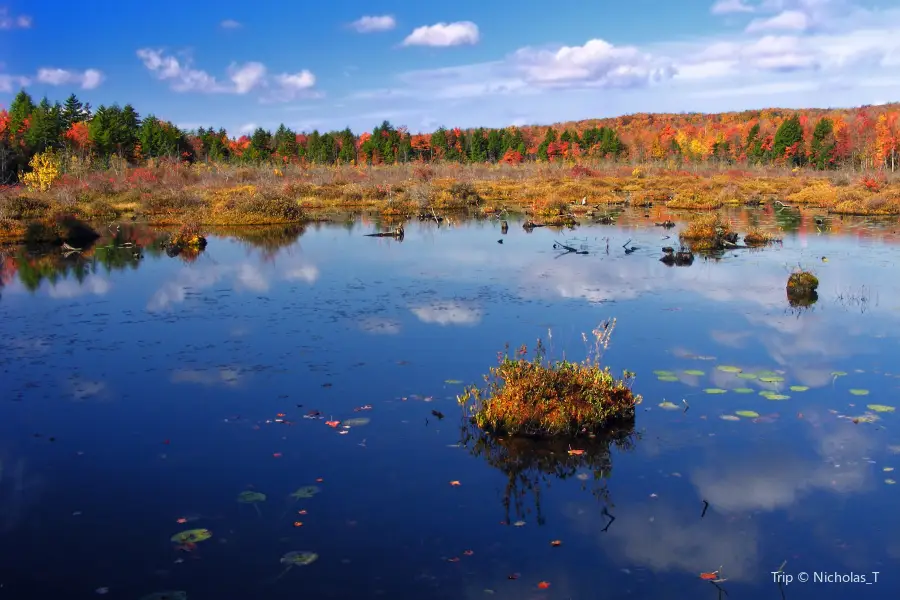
[460,419,638,526]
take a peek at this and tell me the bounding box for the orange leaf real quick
[550,540,562,546]
[449,480,461,486]
[315,477,324,482]
[567,449,584,455]
[293,521,303,527]
[537,581,551,589]
[699,572,718,580]
[325,420,340,428]
[463,550,474,556]
[176,518,187,524]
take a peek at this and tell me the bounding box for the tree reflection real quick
[459,418,638,526]
[215,224,307,262]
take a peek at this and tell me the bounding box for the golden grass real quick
[1,162,900,232]
[457,319,641,438]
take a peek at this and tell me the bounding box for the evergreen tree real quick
[809,117,835,170]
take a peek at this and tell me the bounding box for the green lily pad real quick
[733,387,755,394]
[737,373,758,380]
[171,529,212,544]
[832,371,848,376]
[704,388,727,394]
[719,415,740,421]
[281,550,318,566]
[683,370,705,376]
[445,379,463,384]
[343,418,370,427]
[867,404,895,413]
[657,375,679,382]
[759,376,784,383]
[653,370,676,377]
[735,410,760,418]
[789,385,809,392]
[760,391,790,400]
[886,479,897,485]
[849,389,870,396]
[717,365,742,373]
[290,486,320,500]
[237,491,266,503]
[658,401,680,410]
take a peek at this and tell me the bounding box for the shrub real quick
[448,181,481,205]
[679,213,735,251]
[457,318,641,438]
[0,196,52,220]
[22,150,61,192]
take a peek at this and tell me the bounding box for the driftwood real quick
[552,240,588,255]
[365,225,405,238]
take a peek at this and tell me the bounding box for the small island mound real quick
[786,268,819,307]
[457,318,641,438]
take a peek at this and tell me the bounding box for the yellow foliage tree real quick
[22,149,61,192]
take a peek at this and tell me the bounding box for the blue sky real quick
[2,0,899,136]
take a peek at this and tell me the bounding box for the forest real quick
[2,88,900,184]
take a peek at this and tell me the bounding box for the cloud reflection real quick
[410,301,482,326]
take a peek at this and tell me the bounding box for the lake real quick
[1,206,899,599]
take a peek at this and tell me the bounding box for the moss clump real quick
[170,221,207,249]
[679,213,736,251]
[458,319,641,438]
[786,269,819,307]
[743,228,780,246]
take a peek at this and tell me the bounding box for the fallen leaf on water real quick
[325,420,341,428]
[507,573,520,580]
[273,453,282,458]
[293,521,303,527]
[315,478,324,482]
[658,401,680,410]
[176,518,187,524]
[464,550,474,556]
[886,479,897,485]
[550,540,562,547]
[537,581,551,589]
[884,467,894,472]
[513,520,526,527]
[447,557,460,562]
[699,572,718,580]
[449,480,461,486]
[354,404,373,412]
[568,448,585,455]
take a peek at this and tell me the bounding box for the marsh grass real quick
[679,213,736,251]
[743,227,781,246]
[457,318,641,438]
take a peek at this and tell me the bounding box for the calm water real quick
[1,208,899,599]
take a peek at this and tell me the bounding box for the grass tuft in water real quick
[786,268,819,307]
[457,318,641,438]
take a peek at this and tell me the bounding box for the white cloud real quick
[410,301,482,326]
[746,9,810,32]
[238,122,257,134]
[0,8,31,29]
[136,48,317,102]
[228,61,266,93]
[36,67,104,90]
[0,73,31,92]
[220,19,242,29]
[711,0,756,14]
[403,21,480,47]
[350,15,396,33]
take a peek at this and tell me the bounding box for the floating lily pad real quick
[653,370,676,377]
[886,479,897,485]
[717,365,742,373]
[884,467,894,472]
[238,491,266,503]
[704,388,727,394]
[735,410,760,418]
[760,391,790,400]
[445,379,463,384]
[290,486,320,499]
[275,551,319,580]
[282,550,318,566]
[171,529,212,544]
[756,370,779,378]
[737,373,758,380]
[657,375,679,382]
[849,389,870,396]
[719,415,740,421]
[683,370,705,376]
[789,385,809,392]
[658,401,680,410]
[733,388,755,394]
[759,376,785,383]
[867,404,895,413]
[343,418,370,427]
[139,592,187,600]
[831,371,848,376]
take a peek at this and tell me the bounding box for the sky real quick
[1,0,899,136]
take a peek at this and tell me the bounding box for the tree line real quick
[1,88,899,184]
